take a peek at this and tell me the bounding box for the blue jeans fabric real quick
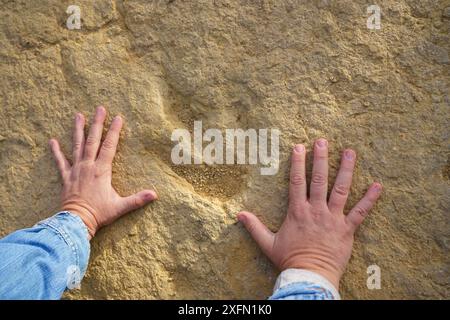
[0,212,89,299]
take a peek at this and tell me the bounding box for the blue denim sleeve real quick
[269,282,337,300]
[269,269,340,300]
[0,212,90,300]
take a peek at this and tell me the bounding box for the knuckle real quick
[80,160,94,171]
[290,173,305,186]
[94,164,110,176]
[73,141,82,150]
[353,206,369,218]
[101,138,115,150]
[134,197,141,208]
[345,225,356,237]
[289,207,304,220]
[311,173,327,185]
[333,184,349,197]
[85,136,97,146]
[339,166,353,174]
[247,222,256,234]
[291,155,303,163]
[315,153,328,160]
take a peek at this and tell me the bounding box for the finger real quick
[328,149,356,213]
[237,211,275,256]
[49,139,71,179]
[83,106,106,161]
[289,144,307,208]
[97,116,123,165]
[72,113,85,163]
[310,138,328,204]
[346,183,382,231]
[119,190,158,215]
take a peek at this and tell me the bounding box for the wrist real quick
[298,266,340,291]
[61,203,99,240]
[280,261,341,290]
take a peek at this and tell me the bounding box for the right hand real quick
[238,139,382,289]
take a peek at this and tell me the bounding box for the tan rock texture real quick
[0,0,449,299]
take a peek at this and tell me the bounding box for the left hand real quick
[49,106,158,239]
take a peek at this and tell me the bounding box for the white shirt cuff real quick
[273,268,341,300]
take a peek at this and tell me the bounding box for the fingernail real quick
[373,183,382,192]
[76,113,82,120]
[146,191,157,200]
[237,213,246,223]
[97,106,105,114]
[317,139,327,147]
[113,115,122,123]
[294,144,304,153]
[344,149,355,160]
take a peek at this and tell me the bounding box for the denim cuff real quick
[37,211,90,287]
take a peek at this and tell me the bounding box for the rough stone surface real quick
[0,0,449,299]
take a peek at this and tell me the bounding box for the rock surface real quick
[0,0,448,299]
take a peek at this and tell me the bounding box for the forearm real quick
[0,212,90,299]
[269,269,340,300]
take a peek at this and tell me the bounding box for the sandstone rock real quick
[443,7,450,18]
[0,0,448,299]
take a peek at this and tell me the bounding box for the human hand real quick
[238,139,382,289]
[49,106,158,239]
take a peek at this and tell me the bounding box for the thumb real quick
[237,211,275,256]
[119,190,158,215]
